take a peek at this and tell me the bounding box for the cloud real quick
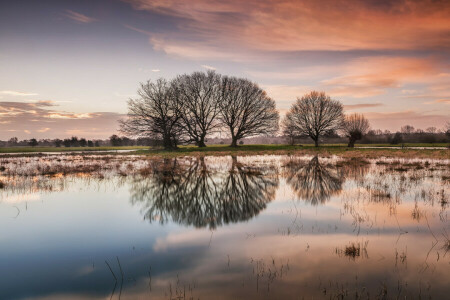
[0,90,38,97]
[64,10,97,24]
[0,101,122,139]
[152,69,160,72]
[123,0,450,58]
[201,65,216,70]
[322,57,439,97]
[364,110,449,131]
[425,99,450,105]
[262,84,310,104]
[344,103,383,110]
[37,128,51,133]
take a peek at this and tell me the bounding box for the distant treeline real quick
[0,135,155,148]
[0,128,448,148]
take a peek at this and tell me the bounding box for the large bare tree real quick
[175,71,222,147]
[119,79,183,150]
[219,76,279,147]
[342,113,370,147]
[286,91,344,147]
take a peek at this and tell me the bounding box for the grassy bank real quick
[0,144,448,159]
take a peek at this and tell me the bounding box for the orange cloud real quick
[322,57,438,97]
[124,0,450,56]
[364,110,449,131]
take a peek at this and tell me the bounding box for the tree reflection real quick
[283,156,343,205]
[130,157,278,229]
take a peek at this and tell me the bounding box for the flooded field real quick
[0,154,449,299]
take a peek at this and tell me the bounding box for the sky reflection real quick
[0,154,448,299]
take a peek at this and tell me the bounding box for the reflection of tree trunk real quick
[284,156,343,205]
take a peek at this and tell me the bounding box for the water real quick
[0,154,449,299]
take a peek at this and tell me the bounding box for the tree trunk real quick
[163,135,174,151]
[230,137,238,147]
[197,138,207,147]
[314,139,319,147]
[347,138,356,148]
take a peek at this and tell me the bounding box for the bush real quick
[391,132,403,144]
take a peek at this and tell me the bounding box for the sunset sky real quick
[1,0,449,139]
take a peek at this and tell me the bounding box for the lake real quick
[0,154,449,299]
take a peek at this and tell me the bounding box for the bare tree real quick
[400,125,415,135]
[426,126,437,134]
[342,113,370,147]
[219,76,279,147]
[175,71,222,147]
[119,78,183,150]
[282,111,298,145]
[286,91,344,147]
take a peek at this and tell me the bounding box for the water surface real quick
[0,154,449,299]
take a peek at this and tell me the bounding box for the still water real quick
[0,154,449,299]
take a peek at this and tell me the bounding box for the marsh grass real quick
[336,241,369,260]
[132,144,449,159]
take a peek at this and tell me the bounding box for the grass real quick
[132,144,448,159]
[0,144,448,159]
[354,143,448,148]
[0,146,148,153]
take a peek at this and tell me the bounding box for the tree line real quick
[0,135,156,148]
[121,72,378,148]
[122,71,450,149]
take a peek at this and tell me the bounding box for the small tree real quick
[401,125,415,135]
[120,78,183,150]
[54,139,62,147]
[8,137,18,146]
[28,138,38,147]
[282,111,297,145]
[342,113,370,147]
[109,135,122,146]
[79,138,87,147]
[87,140,94,147]
[391,132,403,144]
[219,76,279,147]
[287,91,344,147]
[63,139,71,147]
[426,127,437,134]
[70,136,79,147]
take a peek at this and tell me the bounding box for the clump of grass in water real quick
[0,180,4,188]
[345,243,360,258]
[336,241,369,260]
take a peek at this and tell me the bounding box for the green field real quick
[0,143,448,159]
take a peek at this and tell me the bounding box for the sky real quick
[0,0,449,139]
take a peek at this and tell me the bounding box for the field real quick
[0,143,448,159]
